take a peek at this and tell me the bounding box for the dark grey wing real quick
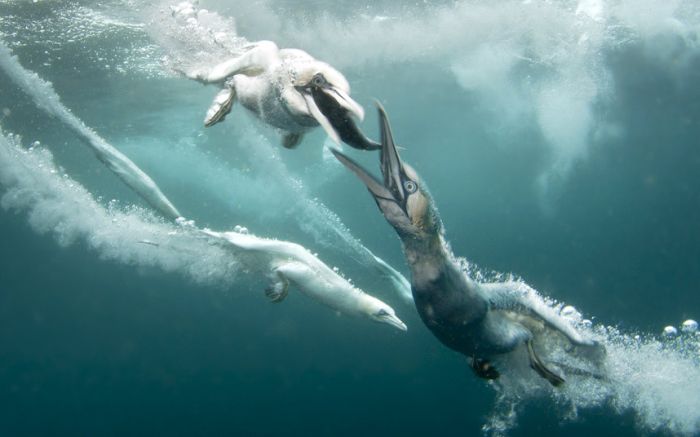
[481,281,597,347]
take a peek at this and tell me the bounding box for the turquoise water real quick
[1,1,699,435]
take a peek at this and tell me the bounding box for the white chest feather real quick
[232,69,315,133]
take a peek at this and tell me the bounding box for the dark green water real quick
[1,1,699,435]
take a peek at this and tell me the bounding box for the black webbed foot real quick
[526,340,565,387]
[282,133,303,149]
[470,357,500,380]
[264,271,289,303]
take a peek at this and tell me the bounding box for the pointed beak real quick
[330,146,395,201]
[381,313,408,331]
[376,102,407,203]
[332,103,431,237]
[330,102,407,204]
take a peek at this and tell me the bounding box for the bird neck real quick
[400,230,451,283]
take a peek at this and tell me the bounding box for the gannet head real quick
[361,294,408,331]
[293,62,379,150]
[331,103,441,240]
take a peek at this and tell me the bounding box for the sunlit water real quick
[1,1,699,435]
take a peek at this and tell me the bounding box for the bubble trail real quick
[0,40,181,220]
[0,128,238,286]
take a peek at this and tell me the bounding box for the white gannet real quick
[202,228,407,331]
[188,40,380,150]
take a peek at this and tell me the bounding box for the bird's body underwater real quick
[332,105,604,385]
[188,40,379,151]
[202,228,407,332]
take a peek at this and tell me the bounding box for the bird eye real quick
[312,74,325,87]
[403,180,417,193]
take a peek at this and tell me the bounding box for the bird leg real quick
[264,271,289,303]
[470,357,500,380]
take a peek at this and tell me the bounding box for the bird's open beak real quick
[376,103,408,203]
[333,104,434,238]
[330,103,409,211]
[297,82,379,150]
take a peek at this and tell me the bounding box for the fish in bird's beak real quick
[296,73,380,151]
[331,103,432,235]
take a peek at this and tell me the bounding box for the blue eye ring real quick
[312,74,325,87]
[403,180,417,194]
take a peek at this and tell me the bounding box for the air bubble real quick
[681,319,698,333]
[663,325,678,337]
[560,305,582,322]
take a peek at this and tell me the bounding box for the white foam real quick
[472,270,700,436]
[0,2,163,76]
[145,0,248,77]
[0,41,181,220]
[451,256,698,434]
[0,128,239,286]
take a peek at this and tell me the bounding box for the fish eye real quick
[403,180,417,193]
